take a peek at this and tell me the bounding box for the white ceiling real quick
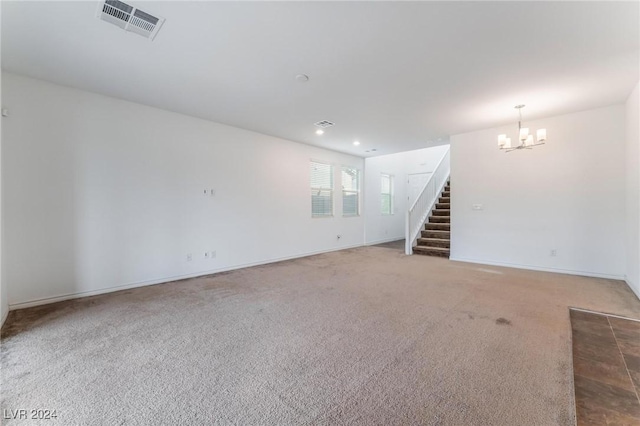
[2,1,639,157]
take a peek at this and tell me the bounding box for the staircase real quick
[413,180,450,258]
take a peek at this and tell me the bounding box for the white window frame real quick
[381,173,394,215]
[310,160,334,218]
[341,166,360,217]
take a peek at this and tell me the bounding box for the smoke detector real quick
[97,0,165,40]
[314,120,335,128]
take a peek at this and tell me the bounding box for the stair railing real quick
[405,147,450,255]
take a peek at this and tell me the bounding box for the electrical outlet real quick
[337,235,342,240]
[203,189,208,196]
[187,253,193,261]
[550,249,557,257]
[210,189,216,197]
[204,252,210,259]
[211,251,216,258]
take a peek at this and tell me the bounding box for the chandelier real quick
[498,105,547,152]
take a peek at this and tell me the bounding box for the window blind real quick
[381,174,393,215]
[311,161,333,217]
[342,167,359,216]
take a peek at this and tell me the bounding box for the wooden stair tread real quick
[415,245,449,251]
[417,238,450,248]
[421,230,450,239]
[418,237,451,242]
[429,216,450,223]
[425,223,450,230]
[413,246,450,258]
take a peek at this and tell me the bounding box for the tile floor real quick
[570,309,640,425]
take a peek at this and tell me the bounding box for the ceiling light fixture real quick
[295,74,309,82]
[315,129,324,135]
[353,141,360,146]
[498,105,547,152]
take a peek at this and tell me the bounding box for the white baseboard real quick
[449,256,626,281]
[625,276,640,301]
[9,243,365,311]
[569,306,640,322]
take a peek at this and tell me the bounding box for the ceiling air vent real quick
[314,120,335,128]
[97,0,165,40]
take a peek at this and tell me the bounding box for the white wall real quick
[450,105,626,279]
[626,82,640,298]
[364,145,449,244]
[2,73,365,308]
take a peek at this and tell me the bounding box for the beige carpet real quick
[2,246,639,425]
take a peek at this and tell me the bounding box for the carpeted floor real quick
[2,246,639,425]
[372,239,406,251]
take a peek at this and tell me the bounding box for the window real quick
[381,174,394,215]
[341,167,360,216]
[310,161,333,217]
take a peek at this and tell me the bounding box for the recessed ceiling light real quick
[316,129,324,135]
[353,141,360,146]
[296,74,309,82]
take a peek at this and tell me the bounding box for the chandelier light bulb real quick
[537,128,547,142]
[498,134,507,147]
[504,138,511,149]
[519,127,529,142]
